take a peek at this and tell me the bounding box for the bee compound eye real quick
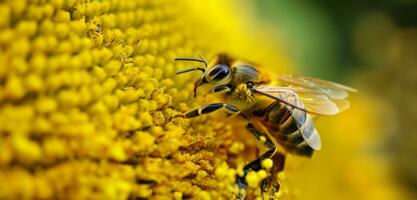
[208,64,230,81]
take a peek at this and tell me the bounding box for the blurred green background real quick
[251,0,417,199]
[254,0,417,79]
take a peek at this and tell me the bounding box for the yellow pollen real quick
[260,136,267,143]
[0,0,292,199]
[261,158,274,169]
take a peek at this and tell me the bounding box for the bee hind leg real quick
[260,152,285,195]
[235,147,277,198]
[245,122,275,149]
[236,118,286,198]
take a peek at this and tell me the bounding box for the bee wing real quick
[256,84,347,115]
[277,74,357,99]
[253,86,321,150]
[272,74,357,115]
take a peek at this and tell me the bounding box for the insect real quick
[174,54,356,198]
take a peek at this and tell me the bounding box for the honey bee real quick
[175,54,356,198]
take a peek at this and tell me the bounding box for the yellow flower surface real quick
[0,0,290,199]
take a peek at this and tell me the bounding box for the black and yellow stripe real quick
[260,100,321,157]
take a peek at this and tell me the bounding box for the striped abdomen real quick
[258,99,321,157]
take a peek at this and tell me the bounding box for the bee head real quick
[190,64,231,97]
[204,64,232,84]
[176,56,233,97]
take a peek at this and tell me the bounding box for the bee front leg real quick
[206,85,231,96]
[177,103,240,118]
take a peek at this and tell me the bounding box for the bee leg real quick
[236,117,282,198]
[206,85,231,96]
[236,147,277,198]
[178,103,240,118]
[246,122,275,149]
[260,152,285,194]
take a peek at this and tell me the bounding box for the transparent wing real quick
[256,84,350,115]
[277,74,357,98]
[271,74,357,115]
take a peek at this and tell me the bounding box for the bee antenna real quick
[175,67,206,75]
[174,56,208,69]
[198,54,208,69]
